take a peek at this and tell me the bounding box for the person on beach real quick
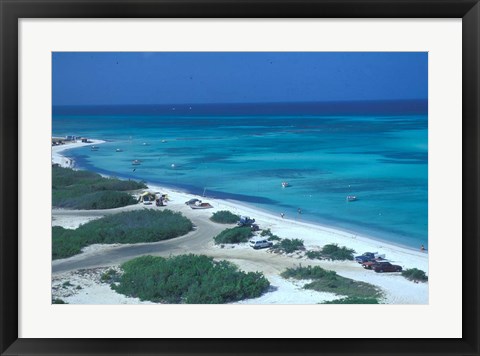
[281,213,285,218]
[297,208,302,215]
[420,244,425,251]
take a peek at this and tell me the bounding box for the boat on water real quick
[116,148,123,152]
[346,195,357,202]
[281,182,289,188]
[90,146,99,151]
[132,159,141,165]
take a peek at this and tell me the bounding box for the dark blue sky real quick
[52,52,427,106]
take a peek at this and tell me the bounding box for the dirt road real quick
[52,206,226,273]
[52,204,360,276]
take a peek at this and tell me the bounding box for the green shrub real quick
[305,244,355,261]
[273,238,304,253]
[260,228,281,241]
[282,265,337,280]
[305,250,323,259]
[52,166,146,209]
[401,268,428,282]
[52,298,67,304]
[101,268,120,283]
[52,209,193,259]
[54,190,138,210]
[322,297,379,304]
[267,235,281,241]
[321,244,355,260]
[210,210,240,224]
[213,227,252,244]
[113,254,270,303]
[281,265,382,299]
[260,228,273,237]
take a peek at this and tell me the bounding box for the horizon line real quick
[53,98,427,107]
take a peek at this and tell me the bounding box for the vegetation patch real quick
[52,298,67,304]
[213,226,253,244]
[210,210,240,224]
[305,250,323,259]
[101,268,121,284]
[272,238,304,253]
[52,166,146,209]
[322,296,379,304]
[401,268,428,282]
[52,209,193,259]
[113,254,270,304]
[260,228,281,241]
[281,265,382,300]
[306,244,355,261]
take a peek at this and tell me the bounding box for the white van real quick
[249,239,273,250]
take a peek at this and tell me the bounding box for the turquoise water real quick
[53,103,428,249]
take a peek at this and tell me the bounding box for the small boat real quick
[161,140,167,143]
[190,202,213,209]
[132,159,141,165]
[90,146,99,151]
[116,148,123,152]
[281,182,289,188]
[346,195,357,202]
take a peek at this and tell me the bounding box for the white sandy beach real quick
[52,139,105,168]
[52,140,429,304]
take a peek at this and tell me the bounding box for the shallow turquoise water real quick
[53,107,428,249]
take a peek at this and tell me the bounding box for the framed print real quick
[1,1,479,355]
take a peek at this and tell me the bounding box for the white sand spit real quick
[52,139,105,168]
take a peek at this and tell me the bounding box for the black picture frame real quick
[1,1,479,355]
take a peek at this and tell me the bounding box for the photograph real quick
[51,51,429,305]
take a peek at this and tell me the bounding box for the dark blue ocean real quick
[52,101,428,249]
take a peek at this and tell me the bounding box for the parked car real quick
[249,239,273,250]
[355,252,376,263]
[185,198,201,205]
[143,196,152,205]
[355,252,385,263]
[251,224,260,232]
[361,258,387,269]
[237,216,256,227]
[371,262,403,273]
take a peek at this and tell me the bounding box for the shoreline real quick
[54,139,426,258]
[52,139,106,168]
[52,139,428,273]
[51,139,428,304]
[219,197,424,254]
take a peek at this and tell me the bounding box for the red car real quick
[361,258,386,269]
[371,262,402,273]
